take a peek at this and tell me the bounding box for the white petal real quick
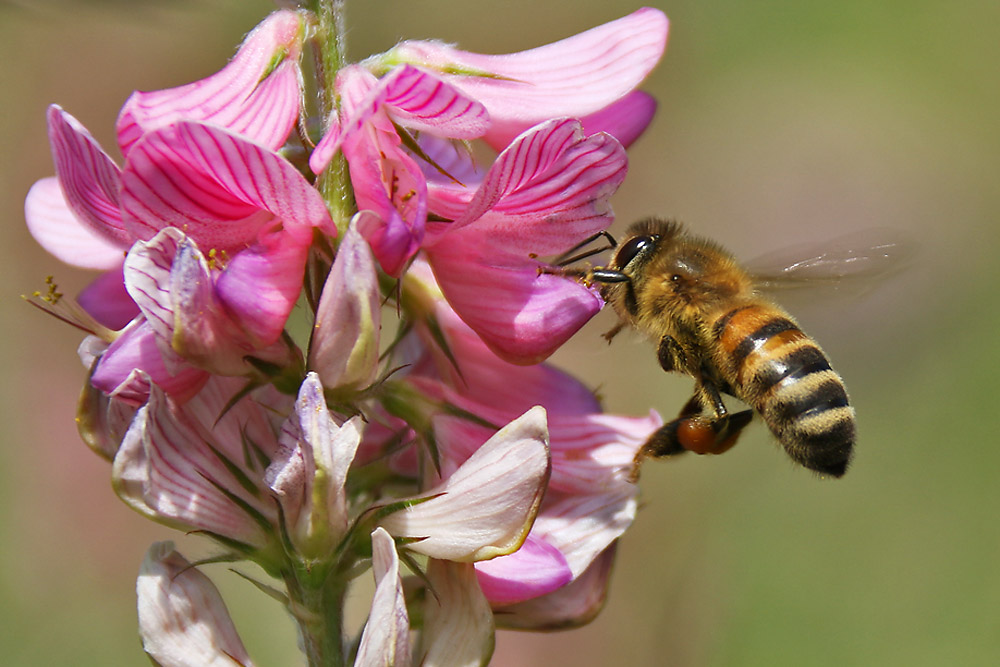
[378,407,549,562]
[419,559,494,667]
[355,528,411,667]
[137,542,254,667]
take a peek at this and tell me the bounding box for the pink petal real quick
[121,121,334,249]
[137,543,255,667]
[426,245,602,365]
[91,319,208,405]
[117,10,304,154]
[580,90,658,148]
[475,535,572,605]
[214,227,310,346]
[77,264,139,330]
[45,106,130,244]
[24,177,127,269]
[392,8,668,148]
[309,219,381,392]
[356,528,411,667]
[494,545,617,630]
[377,407,550,562]
[420,560,495,667]
[308,110,341,175]
[378,64,488,139]
[439,120,629,257]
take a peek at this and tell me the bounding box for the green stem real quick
[287,568,348,667]
[315,0,356,236]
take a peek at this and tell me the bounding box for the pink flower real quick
[25,10,307,329]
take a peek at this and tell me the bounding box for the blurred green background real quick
[2,0,998,664]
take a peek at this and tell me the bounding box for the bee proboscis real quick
[557,218,909,478]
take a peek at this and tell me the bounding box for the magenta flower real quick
[25,9,307,329]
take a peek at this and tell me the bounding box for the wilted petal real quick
[112,382,271,547]
[355,528,411,667]
[390,8,668,148]
[309,219,381,393]
[377,407,549,562]
[420,559,494,667]
[117,10,305,154]
[493,545,617,630]
[266,374,362,555]
[24,177,126,270]
[474,535,572,606]
[137,542,254,667]
[45,106,130,244]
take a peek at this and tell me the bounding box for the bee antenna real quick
[552,230,618,267]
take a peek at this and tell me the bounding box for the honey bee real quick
[559,218,906,478]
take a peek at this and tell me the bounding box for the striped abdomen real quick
[712,304,855,476]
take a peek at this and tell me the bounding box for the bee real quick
[557,218,906,478]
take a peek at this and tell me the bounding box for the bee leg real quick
[657,335,687,373]
[603,321,627,343]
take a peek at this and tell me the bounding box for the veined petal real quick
[266,374,362,555]
[45,106,130,244]
[474,535,572,606]
[377,64,488,139]
[493,545,617,630]
[121,121,334,250]
[580,90,658,148]
[124,228,183,344]
[390,8,668,148]
[309,220,381,393]
[112,382,272,547]
[420,560,494,667]
[137,542,254,667]
[117,10,305,154]
[355,528,411,667]
[77,265,140,330]
[377,407,550,562]
[440,121,628,257]
[427,246,602,365]
[25,177,127,269]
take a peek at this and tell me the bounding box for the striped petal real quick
[427,244,602,365]
[389,8,668,148]
[112,381,273,547]
[77,264,139,330]
[24,177,127,270]
[45,106,130,244]
[121,121,334,250]
[137,543,254,667]
[117,10,305,155]
[355,528,411,667]
[377,406,550,562]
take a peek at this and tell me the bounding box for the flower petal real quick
[117,10,305,154]
[112,382,272,547]
[45,106,130,244]
[137,542,254,667]
[580,90,658,149]
[420,559,494,667]
[474,535,572,606]
[391,8,668,148]
[355,528,411,667]
[493,545,617,630]
[77,264,140,330]
[309,219,381,393]
[121,121,334,249]
[376,64,488,139]
[24,177,127,269]
[377,406,550,562]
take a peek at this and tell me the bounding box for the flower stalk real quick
[25,4,670,665]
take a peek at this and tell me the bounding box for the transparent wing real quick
[744,228,917,297]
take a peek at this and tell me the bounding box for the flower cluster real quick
[26,5,668,666]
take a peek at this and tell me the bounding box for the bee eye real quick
[614,235,657,268]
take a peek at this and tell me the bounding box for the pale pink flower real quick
[137,542,255,667]
[355,528,412,667]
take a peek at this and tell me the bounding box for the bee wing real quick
[745,228,916,297]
